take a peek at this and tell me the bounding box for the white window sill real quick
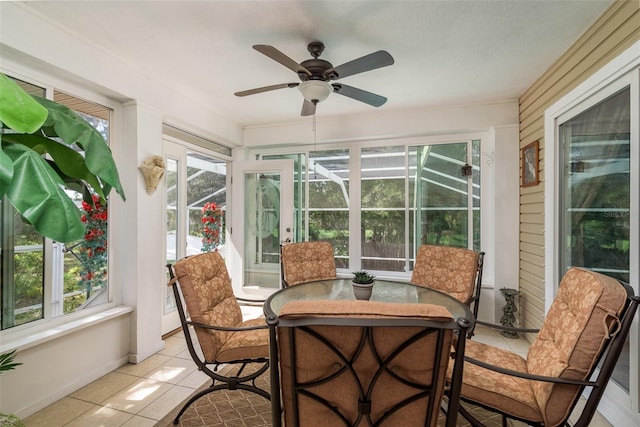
[0,305,133,353]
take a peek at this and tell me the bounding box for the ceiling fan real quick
[234,42,394,116]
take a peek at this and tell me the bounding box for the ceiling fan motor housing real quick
[298,58,336,81]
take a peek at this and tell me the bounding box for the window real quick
[163,137,229,334]
[361,146,406,271]
[559,87,630,391]
[1,77,113,330]
[263,149,351,268]
[559,88,630,282]
[261,139,480,275]
[362,141,480,272]
[1,79,46,329]
[309,149,350,268]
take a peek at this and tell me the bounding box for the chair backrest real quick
[171,251,243,362]
[410,245,483,309]
[280,241,337,287]
[271,300,469,427]
[526,267,631,427]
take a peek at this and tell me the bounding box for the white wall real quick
[243,100,518,147]
[0,310,132,418]
[0,1,520,418]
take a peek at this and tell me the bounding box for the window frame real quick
[254,133,484,279]
[0,68,123,346]
[543,41,639,420]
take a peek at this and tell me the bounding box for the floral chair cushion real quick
[281,241,337,286]
[457,267,627,427]
[173,251,269,363]
[410,245,480,303]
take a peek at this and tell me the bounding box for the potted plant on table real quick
[351,270,375,300]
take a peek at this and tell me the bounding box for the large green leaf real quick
[0,74,48,133]
[4,143,84,243]
[33,96,126,201]
[3,133,106,200]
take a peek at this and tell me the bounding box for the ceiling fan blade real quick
[325,50,394,80]
[253,45,312,76]
[234,83,299,97]
[301,99,316,116]
[332,84,387,107]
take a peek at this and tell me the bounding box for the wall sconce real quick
[138,155,165,195]
[461,163,473,177]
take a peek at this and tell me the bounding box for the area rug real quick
[155,367,508,427]
[155,365,271,427]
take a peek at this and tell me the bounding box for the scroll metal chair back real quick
[411,244,485,321]
[267,299,471,427]
[280,241,337,287]
[166,251,270,424]
[454,267,639,427]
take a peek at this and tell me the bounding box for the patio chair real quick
[166,251,270,424]
[280,241,337,287]
[411,244,485,321]
[451,267,639,427]
[267,299,471,427]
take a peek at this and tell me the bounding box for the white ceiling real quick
[23,1,612,127]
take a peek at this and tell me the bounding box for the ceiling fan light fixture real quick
[298,80,332,103]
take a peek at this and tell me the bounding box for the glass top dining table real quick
[263,278,474,325]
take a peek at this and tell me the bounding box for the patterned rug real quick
[155,367,508,427]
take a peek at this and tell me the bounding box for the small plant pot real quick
[352,282,374,300]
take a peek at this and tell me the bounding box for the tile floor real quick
[22,309,613,427]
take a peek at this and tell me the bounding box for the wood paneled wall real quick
[518,0,640,328]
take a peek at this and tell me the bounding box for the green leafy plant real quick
[0,350,25,426]
[0,350,21,373]
[0,73,126,243]
[352,270,375,285]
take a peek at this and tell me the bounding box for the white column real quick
[112,101,165,363]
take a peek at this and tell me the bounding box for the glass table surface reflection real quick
[264,278,474,325]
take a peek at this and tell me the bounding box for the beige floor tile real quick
[63,405,134,427]
[69,371,139,404]
[115,354,172,377]
[177,367,211,389]
[137,385,194,420]
[176,342,204,361]
[157,335,188,357]
[101,378,173,414]
[120,415,157,426]
[504,336,532,357]
[144,356,197,385]
[22,397,93,427]
[568,397,613,427]
[175,348,193,361]
[170,329,185,339]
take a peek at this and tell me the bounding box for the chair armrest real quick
[464,356,594,386]
[236,297,266,306]
[186,320,268,331]
[475,319,539,334]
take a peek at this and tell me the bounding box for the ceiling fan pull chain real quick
[313,113,317,179]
